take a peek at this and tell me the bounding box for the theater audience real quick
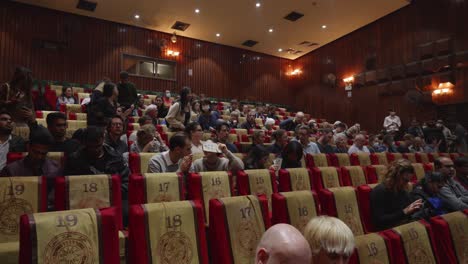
[163,90,173,107]
[46,112,79,154]
[269,129,288,155]
[252,130,266,148]
[435,157,468,211]
[117,71,138,110]
[407,119,425,138]
[280,112,304,131]
[87,82,119,126]
[144,104,160,125]
[255,223,311,264]
[397,134,413,153]
[56,86,77,110]
[198,99,218,131]
[185,121,204,154]
[136,95,146,111]
[437,120,456,151]
[227,99,239,113]
[147,132,192,173]
[454,122,467,153]
[424,137,441,153]
[383,109,401,134]
[295,125,320,155]
[316,129,334,154]
[423,121,446,152]
[367,134,380,153]
[255,104,266,121]
[266,105,278,120]
[226,110,240,129]
[281,141,303,169]
[370,159,423,230]
[304,216,354,264]
[348,134,370,154]
[130,124,168,153]
[128,115,152,142]
[244,145,270,170]
[0,111,25,170]
[166,86,193,131]
[409,137,425,153]
[333,133,348,153]
[0,66,35,125]
[241,104,250,117]
[454,157,468,190]
[209,122,237,153]
[381,134,398,153]
[154,96,169,118]
[241,110,257,130]
[105,115,128,156]
[411,171,447,220]
[191,100,201,121]
[190,141,244,172]
[264,118,275,132]
[332,122,347,141]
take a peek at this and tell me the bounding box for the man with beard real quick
[0,111,25,170]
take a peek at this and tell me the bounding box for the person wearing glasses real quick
[185,122,205,155]
[435,157,468,211]
[105,115,128,156]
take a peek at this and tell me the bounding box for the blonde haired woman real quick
[130,124,168,153]
[303,216,355,264]
[370,159,423,230]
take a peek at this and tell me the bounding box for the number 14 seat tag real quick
[28,208,103,264]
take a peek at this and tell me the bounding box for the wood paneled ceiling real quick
[15,0,409,59]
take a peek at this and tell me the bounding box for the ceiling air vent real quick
[286,48,296,54]
[171,21,190,31]
[284,11,304,22]
[293,50,303,54]
[298,41,312,46]
[76,0,97,12]
[308,42,319,47]
[242,40,258,47]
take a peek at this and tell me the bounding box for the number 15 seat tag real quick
[66,175,112,210]
[28,208,103,264]
[144,201,203,264]
[354,233,390,264]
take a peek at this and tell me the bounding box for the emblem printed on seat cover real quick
[44,231,95,263]
[0,198,33,236]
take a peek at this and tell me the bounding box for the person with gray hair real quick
[304,216,355,264]
[280,111,305,131]
[255,224,311,264]
[144,104,160,125]
[348,134,370,154]
[241,110,257,130]
[333,133,349,153]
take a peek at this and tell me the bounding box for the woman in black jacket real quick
[370,159,423,230]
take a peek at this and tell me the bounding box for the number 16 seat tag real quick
[66,175,112,210]
[199,171,231,225]
[355,233,390,264]
[29,208,102,264]
[144,201,201,264]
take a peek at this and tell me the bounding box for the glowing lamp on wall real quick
[432,82,454,96]
[166,50,180,56]
[287,69,302,76]
[343,76,354,91]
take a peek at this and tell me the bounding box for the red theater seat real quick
[329,153,352,167]
[209,195,270,264]
[356,184,379,233]
[305,153,330,168]
[237,169,278,214]
[128,201,209,264]
[311,167,343,192]
[128,152,155,174]
[350,153,372,166]
[416,153,431,163]
[370,152,389,166]
[54,174,123,230]
[404,153,417,163]
[278,168,314,192]
[387,153,404,163]
[272,190,320,232]
[19,208,120,264]
[366,165,388,183]
[349,233,395,264]
[128,172,186,205]
[341,166,371,186]
[430,211,467,264]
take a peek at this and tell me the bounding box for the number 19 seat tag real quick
[29,208,102,264]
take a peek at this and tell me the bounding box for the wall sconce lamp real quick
[343,76,354,91]
[287,69,302,76]
[432,82,454,95]
[166,50,180,56]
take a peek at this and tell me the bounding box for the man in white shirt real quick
[147,132,192,173]
[295,125,320,155]
[383,109,401,133]
[0,111,26,170]
[348,134,370,154]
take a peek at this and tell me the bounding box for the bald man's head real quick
[255,224,311,264]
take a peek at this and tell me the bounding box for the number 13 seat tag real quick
[143,173,183,203]
[0,176,45,243]
[29,208,103,264]
[144,201,203,264]
[354,233,390,264]
[199,171,231,225]
[65,175,112,210]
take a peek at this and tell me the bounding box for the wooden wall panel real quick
[0,1,292,105]
[293,0,468,132]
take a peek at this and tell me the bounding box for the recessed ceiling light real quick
[216,33,221,37]
[278,48,283,52]
[195,9,200,13]
[134,14,140,19]
[268,28,273,33]
[256,2,261,7]
[322,25,327,29]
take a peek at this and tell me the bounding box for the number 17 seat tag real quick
[66,175,111,210]
[30,208,102,264]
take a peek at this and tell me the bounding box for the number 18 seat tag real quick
[66,175,111,210]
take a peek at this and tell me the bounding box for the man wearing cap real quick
[190,141,244,172]
[434,157,468,211]
[383,109,401,134]
[411,172,448,219]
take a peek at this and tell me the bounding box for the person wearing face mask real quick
[190,141,244,172]
[197,99,218,131]
[163,90,173,107]
[165,87,193,131]
[370,159,423,230]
